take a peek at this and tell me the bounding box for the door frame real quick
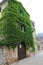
[18,41,26,60]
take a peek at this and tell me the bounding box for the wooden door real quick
[18,42,26,60]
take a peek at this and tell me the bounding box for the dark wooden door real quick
[18,42,26,60]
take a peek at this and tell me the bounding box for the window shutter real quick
[24,26,26,31]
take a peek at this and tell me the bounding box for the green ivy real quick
[0,0,35,51]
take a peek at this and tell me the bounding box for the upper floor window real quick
[17,22,26,32]
[0,7,1,12]
[21,25,26,32]
[19,9,24,16]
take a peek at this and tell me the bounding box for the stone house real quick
[31,20,38,53]
[36,35,43,51]
[0,0,34,65]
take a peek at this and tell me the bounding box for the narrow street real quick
[11,50,43,65]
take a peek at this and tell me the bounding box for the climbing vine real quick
[0,0,35,51]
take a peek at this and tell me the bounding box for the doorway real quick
[18,41,26,60]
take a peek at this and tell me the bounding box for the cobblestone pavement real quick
[11,50,43,65]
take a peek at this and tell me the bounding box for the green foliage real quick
[0,0,35,51]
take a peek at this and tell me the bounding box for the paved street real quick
[11,50,43,65]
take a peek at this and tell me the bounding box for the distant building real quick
[30,20,42,53]
[0,0,7,16]
[36,35,43,51]
[31,21,42,51]
[30,20,38,52]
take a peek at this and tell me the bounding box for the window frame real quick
[17,22,26,32]
[19,9,24,16]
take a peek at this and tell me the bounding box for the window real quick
[21,25,26,32]
[38,45,40,50]
[0,7,1,12]
[17,22,26,32]
[24,26,26,31]
[19,9,24,16]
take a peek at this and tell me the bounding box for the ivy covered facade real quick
[0,0,35,51]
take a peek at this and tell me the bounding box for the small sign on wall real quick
[19,44,22,48]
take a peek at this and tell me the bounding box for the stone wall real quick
[26,50,31,57]
[0,48,5,65]
[0,46,18,65]
[0,46,31,65]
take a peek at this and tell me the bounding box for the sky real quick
[0,0,43,34]
[0,0,2,2]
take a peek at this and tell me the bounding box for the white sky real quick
[0,0,2,2]
[0,0,43,34]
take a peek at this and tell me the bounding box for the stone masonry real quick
[0,46,31,65]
